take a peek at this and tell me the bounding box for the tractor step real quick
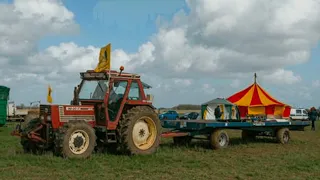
[107,131,117,143]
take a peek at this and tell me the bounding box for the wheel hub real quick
[133,120,150,145]
[69,130,90,154]
[219,134,227,146]
[132,117,157,150]
[139,129,146,137]
[74,136,84,148]
[283,132,289,142]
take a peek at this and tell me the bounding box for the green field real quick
[0,122,319,180]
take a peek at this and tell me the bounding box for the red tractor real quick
[11,67,161,158]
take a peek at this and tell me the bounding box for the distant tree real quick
[172,104,201,110]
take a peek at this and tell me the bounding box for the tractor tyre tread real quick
[54,121,96,159]
[21,113,40,130]
[117,106,161,155]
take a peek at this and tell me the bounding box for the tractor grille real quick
[40,105,51,115]
[58,106,95,122]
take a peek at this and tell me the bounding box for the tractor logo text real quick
[66,107,94,111]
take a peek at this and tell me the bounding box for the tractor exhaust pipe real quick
[118,66,124,76]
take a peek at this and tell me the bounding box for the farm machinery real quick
[10,67,312,159]
[11,66,161,158]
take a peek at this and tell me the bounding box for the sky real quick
[0,0,320,108]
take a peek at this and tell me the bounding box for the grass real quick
[0,122,319,180]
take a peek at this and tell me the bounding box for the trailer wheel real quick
[276,128,290,144]
[210,129,229,149]
[241,130,256,141]
[55,121,96,159]
[173,136,192,146]
[117,106,161,155]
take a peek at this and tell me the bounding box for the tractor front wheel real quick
[117,106,161,155]
[20,113,42,154]
[55,121,96,159]
[21,112,39,129]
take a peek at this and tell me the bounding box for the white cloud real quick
[312,80,320,88]
[14,0,74,22]
[103,0,320,82]
[0,0,79,72]
[260,69,302,85]
[0,0,79,103]
[1,0,320,108]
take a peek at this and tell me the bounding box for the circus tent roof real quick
[227,75,289,107]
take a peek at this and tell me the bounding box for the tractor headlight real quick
[47,115,51,121]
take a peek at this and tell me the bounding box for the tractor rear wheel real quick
[117,106,161,155]
[55,121,96,159]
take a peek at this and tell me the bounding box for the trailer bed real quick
[160,119,311,149]
[162,119,310,130]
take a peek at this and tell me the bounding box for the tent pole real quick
[254,73,257,84]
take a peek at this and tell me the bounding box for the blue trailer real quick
[161,119,311,149]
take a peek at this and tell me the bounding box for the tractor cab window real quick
[128,81,141,100]
[78,80,109,100]
[108,81,128,104]
[108,80,128,121]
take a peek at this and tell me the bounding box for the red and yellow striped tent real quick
[227,81,291,118]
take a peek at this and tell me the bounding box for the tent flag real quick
[94,43,111,72]
[47,85,52,103]
[227,78,291,118]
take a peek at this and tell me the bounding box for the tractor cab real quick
[72,67,154,129]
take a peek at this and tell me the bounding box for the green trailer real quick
[0,86,10,127]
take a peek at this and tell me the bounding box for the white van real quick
[290,108,309,120]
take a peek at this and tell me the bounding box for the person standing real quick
[309,107,317,131]
[214,106,222,120]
